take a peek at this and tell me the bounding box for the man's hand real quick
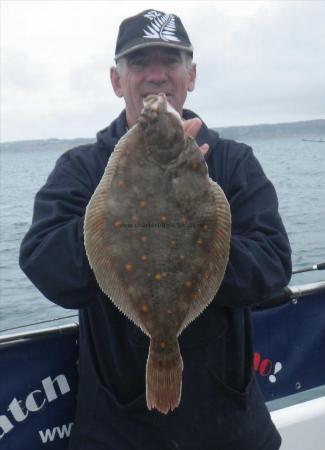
[182,118,209,156]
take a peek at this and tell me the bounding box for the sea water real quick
[0,136,324,334]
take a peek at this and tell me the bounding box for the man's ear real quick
[110,66,123,98]
[187,62,196,92]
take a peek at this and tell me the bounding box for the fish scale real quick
[84,93,231,414]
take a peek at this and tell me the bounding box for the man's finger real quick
[183,118,209,156]
[200,144,209,156]
[183,118,202,139]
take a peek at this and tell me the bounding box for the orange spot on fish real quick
[179,254,185,260]
[116,180,125,188]
[197,238,203,245]
[160,215,167,222]
[140,236,148,242]
[139,200,147,208]
[185,281,192,288]
[180,217,187,224]
[141,304,149,313]
[203,224,209,231]
[170,240,176,246]
[160,341,166,349]
[124,263,133,272]
[141,255,148,262]
[162,272,167,277]
[204,271,209,280]
[154,273,162,281]
[114,219,123,228]
[192,162,199,171]
[167,309,172,315]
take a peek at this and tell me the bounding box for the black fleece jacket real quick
[19,109,291,450]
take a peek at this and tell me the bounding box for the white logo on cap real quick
[143,11,180,42]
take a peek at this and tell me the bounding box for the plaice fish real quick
[84,94,231,414]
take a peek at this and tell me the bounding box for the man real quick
[19,9,291,450]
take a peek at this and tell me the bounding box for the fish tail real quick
[146,337,183,414]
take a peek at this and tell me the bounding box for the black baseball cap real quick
[115,9,193,61]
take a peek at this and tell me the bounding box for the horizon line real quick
[1,118,324,145]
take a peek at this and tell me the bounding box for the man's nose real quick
[146,62,168,83]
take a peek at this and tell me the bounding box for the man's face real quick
[110,47,196,127]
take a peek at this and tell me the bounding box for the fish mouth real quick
[142,92,172,101]
[142,92,180,121]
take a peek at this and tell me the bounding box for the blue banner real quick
[1,289,325,449]
[0,327,78,449]
[252,291,325,401]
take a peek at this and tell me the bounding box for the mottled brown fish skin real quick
[84,94,231,414]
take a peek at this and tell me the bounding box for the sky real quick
[1,0,325,142]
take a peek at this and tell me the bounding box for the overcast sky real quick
[1,0,325,142]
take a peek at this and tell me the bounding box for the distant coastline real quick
[215,118,325,140]
[1,119,324,150]
[0,137,96,152]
